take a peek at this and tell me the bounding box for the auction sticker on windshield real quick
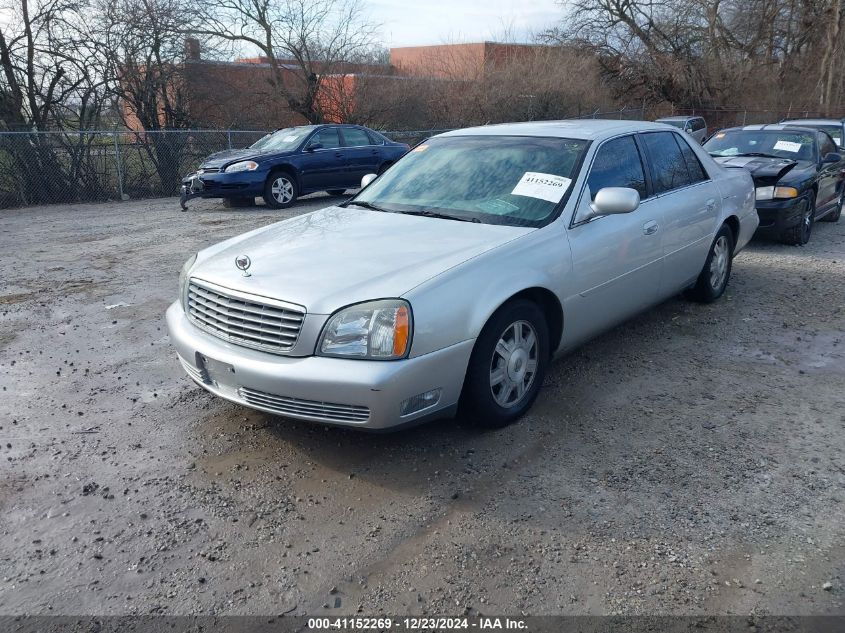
[511,172,572,203]
[773,140,802,153]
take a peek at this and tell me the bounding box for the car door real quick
[563,134,663,346]
[339,127,381,187]
[816,131,840,212]
[639,131,719,295]
[299,127,346,191]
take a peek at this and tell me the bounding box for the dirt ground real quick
[0,193,843,617]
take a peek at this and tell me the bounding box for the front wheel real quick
[461,300,549,429]
[685,224,734,303]
[781,193,815,244]
[263,172,298,209]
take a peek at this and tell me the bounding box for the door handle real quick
[642,220,659,235]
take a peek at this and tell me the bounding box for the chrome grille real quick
[187,280,305,354]
[238,387,370,423]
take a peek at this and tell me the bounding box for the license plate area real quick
[197,353,236,387]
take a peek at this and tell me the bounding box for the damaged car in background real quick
[704,124,844,245]
[168,120,758,431]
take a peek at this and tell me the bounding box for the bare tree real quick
[96,0,202,193]
[0,0,111,204]
[194,0,379,124]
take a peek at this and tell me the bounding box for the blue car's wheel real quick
[264,172,297,209]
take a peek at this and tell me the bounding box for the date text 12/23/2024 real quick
[307,617,529,630]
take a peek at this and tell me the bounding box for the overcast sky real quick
[371,0,563,47]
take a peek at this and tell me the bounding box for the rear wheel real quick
[263,172,297,209]
[822,188,843,222]
[781,193,815,244]
[685,224,734,303]
[461,300,549,429]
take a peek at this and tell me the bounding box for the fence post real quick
[742,110,747,126]
[227,130,232,149]
[113,131,124,201]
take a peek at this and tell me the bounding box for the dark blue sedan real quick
[180,124,409,210]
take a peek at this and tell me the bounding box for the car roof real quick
[655,116,701,122]
[781,118,844,126]
[436,119,672,141]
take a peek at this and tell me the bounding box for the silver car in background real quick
[655,116,708,143]
[781,118,845,147]
[167,120,758,430]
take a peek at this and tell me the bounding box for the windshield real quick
[350,135,588,227]
[704,129,816,161]
[658,119,686,129]
[250,127,313,152]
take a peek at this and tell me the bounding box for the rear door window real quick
[342,128,372,147]
[586,135,648,200]
[641,132,693,194]
[675,134,708,183]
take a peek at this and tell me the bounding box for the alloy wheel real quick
[709,235,730,290]
[489,320,539,408]
[271,177,293,204]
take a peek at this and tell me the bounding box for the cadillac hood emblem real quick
[235,255,252,276]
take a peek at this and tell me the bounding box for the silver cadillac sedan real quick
[166,120,758,430]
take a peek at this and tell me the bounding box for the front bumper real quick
[166,302,473,430]
[180,170,267,207]
[754,197,806,235]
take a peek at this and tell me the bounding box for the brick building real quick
[122,40,552,130]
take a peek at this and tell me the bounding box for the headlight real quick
[319,299,412,360]
[755,186,799,200]
[224,160,259,173]
[179,254,197,308]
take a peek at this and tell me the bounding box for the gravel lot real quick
[0,194,843,617]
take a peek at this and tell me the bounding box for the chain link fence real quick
[2,108,842,209]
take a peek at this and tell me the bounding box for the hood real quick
[190,206,534,314]
[200,148,295,169]
[712,155,809,184]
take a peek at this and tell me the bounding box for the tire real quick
[821,188,843,222]
[222,196,255,208]
[780,193,815,245]
[326,189,347,196]
[684,224,734,304]
[263,171,298,209]
[461,300,550,429]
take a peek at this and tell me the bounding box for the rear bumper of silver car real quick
[166,301,472,429]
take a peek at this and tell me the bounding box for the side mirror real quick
[306,143,323,152]
[585,187,640,221]
[361,173,378,189]
[822,152,841,164]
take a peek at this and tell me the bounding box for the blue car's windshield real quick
[250,127,313,152]
[351,135,588,227]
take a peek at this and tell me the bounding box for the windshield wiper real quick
[344,200,391,213]
[398,209,481,223]
[735,152,784,159]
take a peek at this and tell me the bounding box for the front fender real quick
[403,224,571,358]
